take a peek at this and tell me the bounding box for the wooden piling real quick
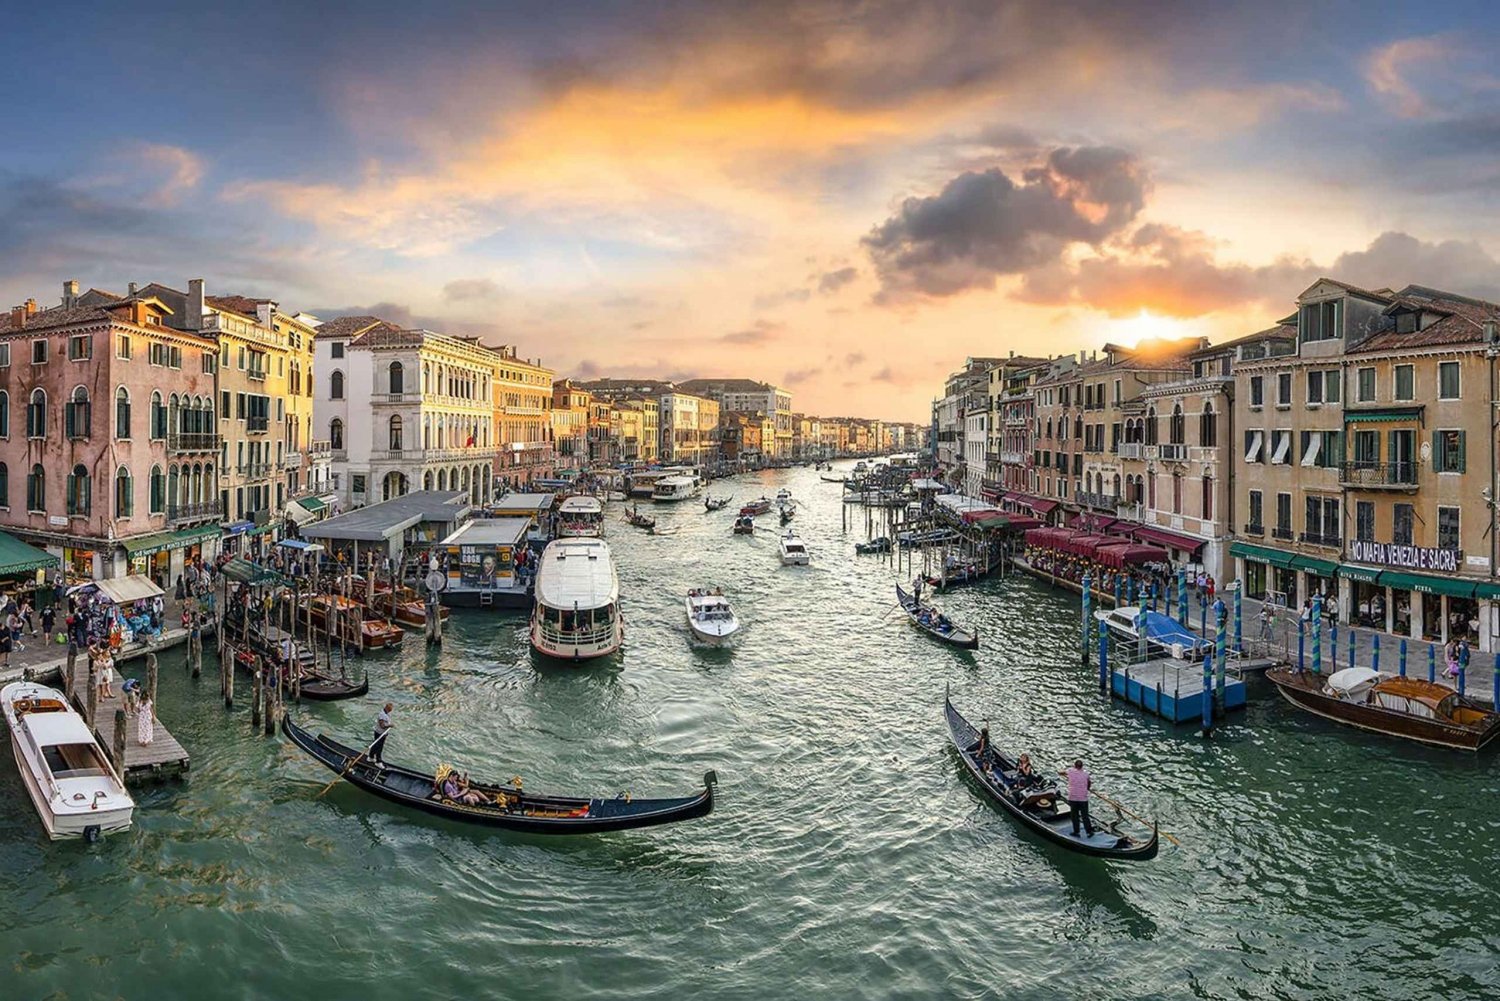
[86,656,99,727]
[66,644,78,694]
[264,658,277,735]
[224,645,235,709]
[251,662,262,729]
[146,653,158,708]
[113,708,127,767]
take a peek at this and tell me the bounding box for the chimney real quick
[186,278,205,331]
[62,279,79,308]
[127,282,138,296]
[256,302,274,328]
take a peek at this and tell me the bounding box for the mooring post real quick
[1214,603,1227,710]
[1081,572,1092,666]
[1492,653,1499,709]
[251,663,262,729]
[1201,642,1214,735]
[225,646,235,709]
[113,708,128,769]
[1428,643,1436,684]
[1297,619,1305,671]
[1311,595,1323,675]
[1098,627,1108,692]
[1233,584,1243,654]
[1399,637,1408,677]
[1372,633,1380,672]
[66,643,78,694]
[1177,568,1188,625]
[1348,627,1356,671]
[1135,606,1147,667]
[86,657,99,726]
[265,658,277,735]
[1331,620,1339,672]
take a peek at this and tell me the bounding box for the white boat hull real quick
[687,619,741,645]
[528,620,623,661]
[779,551,810,566]
[4,682,134,841]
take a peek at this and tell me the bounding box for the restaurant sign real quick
[1348,540,1461,573]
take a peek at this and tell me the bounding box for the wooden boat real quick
[779,505,796,524]
[855,536,892,554]
[282,716,716,834]
[732,515,755,535]
[308,594,405,651]
[820,474,846,483]
[349,577,451,630]
[1266,667,1500,751]
[923,561,985,588]
[895,584,978,649]
[2,681,134,841]
[945,695,1159,860]
[685,589,741,645]
[704,494,732,512]
[739,498,772,516]
[624,505,657,530]
[224,615,371,701]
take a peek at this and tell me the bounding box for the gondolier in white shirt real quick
[370,703,394,766]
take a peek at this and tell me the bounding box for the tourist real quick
[1444,640,1460,679]
[1015,754,1038,786]
[7,610,23,652]
[19,598,35,637]
[1459,639,1472,679]
[1061,758,1095,838]
[175,575,186,601]
[99,648,116,699]
[0,628,10,670]
[976,725,990,762]
[370,703,394,765]
[456,773,490,806]
[137,695,155,746]
[1259,602,1276,642]
[122,677,143,714]
[40,604,55,644]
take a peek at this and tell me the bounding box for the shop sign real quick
[48,516,67,527]
[1348,540,1461,573]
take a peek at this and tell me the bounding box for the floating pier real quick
[1107,655,1249,724]
[64,655,190,783]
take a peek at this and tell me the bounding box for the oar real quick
[1094,791,1180,847]
[317,736,380,798]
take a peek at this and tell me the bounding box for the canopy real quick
[0,531,58,576]
[1063,534,1115,558]
[219,558,290,587]
[1129,526,1207,556]
[283,502,316,527]
[92,574,164,604]
[1327,667,1381,695]
[277,539,325,553]
[1229,540,1297,569]
[1001,514,1043,531]
[295,495,328,514]
[1096,543,1169,570]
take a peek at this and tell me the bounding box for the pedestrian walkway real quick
[0,593,199,686]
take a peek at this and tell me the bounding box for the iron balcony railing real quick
[1243,522,1265,536]
[1340,461,1418,488]
[167,501,222,524]
[168,431,221,451]
[237,462,272,478]
[1272,526,1294,541]
[1299,531,1342,548]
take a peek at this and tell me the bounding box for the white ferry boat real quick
[779,531,810,566]
[557,495,605,537]
[529,538,623,661]
[2,681,135,841]
[652,474,702,502]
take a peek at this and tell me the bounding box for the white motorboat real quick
[685,589,741,645]
[651,474,702,502]
[779,531,810,566]
[2,681,135,841]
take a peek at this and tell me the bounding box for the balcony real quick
[1299,531,1342,548]
[237,462,273,479]
[374,392,418,405]
[1340,461,1419,489]
[1073,490,1117,511]
[1158,442,1189,462]
[282,450,303,469]
[1117,442,1143,460]
[168,432,221,452]
[1243,523,1265,536]
[247,368,267,382]
[1272,526,1293,541]
[308,439,333,458]
[167,500,222,525]
[1000,450,1025,465]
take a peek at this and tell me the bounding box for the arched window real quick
[66,464,90,515]
[26,464,44,512]
[329,419,344,451]
[168,393,180,435]
[330,370,344,400]
[167,465,178,513]
[115,387,132,439]
[388,415,403,451]
[150,391,166,439]
[64,387,91,440]
[1112,473,1121,500]
[1199,402,1217,447]
[389,361,404,394]
[27,388,47,438]
[149,465,165,515]
[1169,404,1185,445]
[115,466,133,518]
[1144,406,1159,446]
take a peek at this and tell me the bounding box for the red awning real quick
[1003,514,1043,530]
[1096,543,1170,570]
[1062,534,1110,557]
[1128,526,1207,555]
[1027,498,1060,516]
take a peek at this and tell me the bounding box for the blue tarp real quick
[276,539,324,552]
[223,520,254,535]
[1141,611,1214,655]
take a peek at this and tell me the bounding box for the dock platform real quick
[65,662,190,783]
[1108,656,1249,724]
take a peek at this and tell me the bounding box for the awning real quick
[1130,526,1207,556]
[283,502,316,526]
[1474,581,1500,600]
[1376,570,1477,599]
[219,558,289,586]
[1343,406,1424,424]
[248,523,278,538]
[0,531,59,576]
[1339,563,1384,584]
[93,574,164,603]
[295,496,328,514]
[277,539,325,553]
[120,525,218,558]
[1229,540,1297,569]
[1291,554,1339,576]
[1027,499,1060,516]
[223,520,254,535]
[1097,543,1170,570]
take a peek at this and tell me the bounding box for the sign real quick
[49,516,68,527]
[1348,540,1461,573]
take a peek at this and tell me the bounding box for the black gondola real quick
[944,695,1159,861]
[224,613,370,701]
[281,717,716,834]
[895,584,979,649]
[923,565,985,588]
[854,536,891,555]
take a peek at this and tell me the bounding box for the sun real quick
[1107,309,1191,349]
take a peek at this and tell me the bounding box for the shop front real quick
[122,526,222,589]
[1338,560,1492,651]
[1229,541,1296,606]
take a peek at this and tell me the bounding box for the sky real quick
[4,1,1500,421]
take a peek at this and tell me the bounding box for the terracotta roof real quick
[315,314,401,340]
[1350,285,1500,353]
[350,325,424,348]
[0,303,117,333]
[1203,323,1298,353]
[206,294,272,319]
[676,377,775,394]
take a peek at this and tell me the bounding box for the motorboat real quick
[778,531,810,566]
[685,589,742,645]
[2,681,135,841]
[557,495,606,537]
[732,515,755,535]
[739,497,772,516]
[1094,606,1213,661]
[897,528,958,548]
[530,538,623,661]
[651,474,701,502]
[1265,667,1500,751]
[308,594,405,651]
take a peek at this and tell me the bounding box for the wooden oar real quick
[1094,791,1180,847]
[317,737,380,798]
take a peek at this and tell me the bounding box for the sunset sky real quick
[4,1,1500,420]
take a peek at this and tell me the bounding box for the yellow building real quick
[616,397,659,463]
[491,344,554,489]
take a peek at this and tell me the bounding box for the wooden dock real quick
[64,660,190,783]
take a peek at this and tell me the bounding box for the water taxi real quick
[530,538,624,661]
[685,588,741,645]
[1266,667,1500,751]
[779,530,810,566]
[3,681,135,841]
[557,495,606,537]
[308,594,405,651]
[652,474,702,502]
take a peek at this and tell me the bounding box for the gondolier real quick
[1063,759,1095,838]
[371,703,394,765]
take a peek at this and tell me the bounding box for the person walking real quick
[370,703,394,766]
[40,604,55,644]
[1259,601,1276,642]
[1061,758,1096,838]
[20,598,35,637]
[137,695,155,746]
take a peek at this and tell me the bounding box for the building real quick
[550,379,592,469]
[934,357,1004,489]
[0,281,221,581]
[615,397,659,464]
[659,391,720,465]
[490,345,554,489]
[676,379,792,457]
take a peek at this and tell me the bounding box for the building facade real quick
[491,345,554,489]
[659,392,720,465]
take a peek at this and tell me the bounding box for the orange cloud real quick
[1363,35,1453,117]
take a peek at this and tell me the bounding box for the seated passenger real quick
[455,773,490,806]
[1015,754,1038,786]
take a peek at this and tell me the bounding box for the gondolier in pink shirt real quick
[1062,759,1096,838]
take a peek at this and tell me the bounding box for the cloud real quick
[1364,35,1454,118]
[135,143,205,207]
[721,319,783,344]
[863,146,1149,302]
[844,351,866,366]
[783,366,820,385]
[310,300,505,338]
[443,277,501,301]
[753,287,812,309]
[817,266,858,294]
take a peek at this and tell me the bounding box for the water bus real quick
[529,539,624,661]
[557,495,606,537]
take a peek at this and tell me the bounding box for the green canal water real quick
[3,464,1498,1000]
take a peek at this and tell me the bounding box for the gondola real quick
[922,564,985,588]
[895,584,978,649]
[944,695,1159,861]
[225,616,370,701]
[281,716,717,834]
[704,494,732,512]
[855,536,891,555]
[624,506,657,530]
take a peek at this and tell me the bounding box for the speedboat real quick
[779,531,810,566]
[739,497,772,516]
[2,681,135,841]
[733,515,755,535]
[1266,667,1500,751]
[1094,606,1213,661]
[685,589,742,645]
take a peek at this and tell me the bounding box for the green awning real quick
[1342,406,1424,424]
[1339,563,1383,584]
[248,523,278,537]
[177,524,221,544]
[1229,540,1297,569]
[1377,570,1476,598]
[219,558,288,587]
[1291,554,1339,576]
[122,525,220,557]
[295,496,327,513]
[972,515,1010,530]
[1474,582,1500,600]
[0,531,59,576]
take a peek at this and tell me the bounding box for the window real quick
[1248,490,1263,530]
[1438,361,1460,399]
[1394,364,1414,401]
[331,342,345,359]
[1307,370,1324,404]
[150,392,167,439]
[389,361,405,394]
[1249,375,1264,407]
[0,462,7,507]
[65,387,91,440]
[31,339,47,364]
[1299,430,1343,469]
[1201,476,1212,521]
[1438,506,1460,550]
[388,415,403,451]
[1305,496,1339,543]
[1198,404,1217,447]
[1356,501,1374,543]
[1276,373,1292,406]
[1299,299,1341,342]
[1352,429,1379,467]
[66,464,90,516]
[1168,404,1185,445]
[1171,472,1182,514]
[149,466,165,515]
[1433,429,1465,473]
[116,334,132,360]
[330,370,344,400]
[202,351,215,374]
[68,335,91,361]
[1244,429,1264,463]
[1325,369,1340,404]
[1395,311,1418,334]
[26,389,46,438]
[1393,503,1414,546]
[351,474,366,494]
[0,344,9,367]
[114,467,133,518]
[115,387,131,439]
[0,391,7,438]
[1357,368,1376,402]
[1270,430,1292,464]
[1276,492,1292,535]
[26,464,44,512]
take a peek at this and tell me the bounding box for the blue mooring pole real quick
[1399,638,1407,677]
[1233,585,1242,654]
[1298,618,1306,671]
[1348,627,1356,671]
[1178,569,1188,625]
[1201,642,1214,734]
[1331,620,1339,672]
[1372,633,1380,672]
[1428,644,1436,683]
[1312,595,1323,674]
[1081,572,1092,666]
[1098,628,1109,692]
[1215,606,1228,710]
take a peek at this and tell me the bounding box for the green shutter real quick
[1432,431,1443,472]
[1456,430,1466,473]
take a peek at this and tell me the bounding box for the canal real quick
[2,463,1497,1000]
